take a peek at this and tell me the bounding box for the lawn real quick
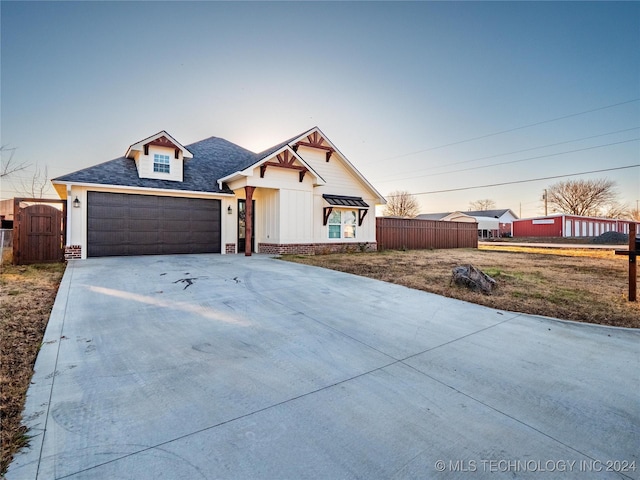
[0,262,66,474]
[281,246,639,328]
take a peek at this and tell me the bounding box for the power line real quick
[389,164,640,197]
[371,98,640,164]
[375,126,640,182]
[376,138,640,183]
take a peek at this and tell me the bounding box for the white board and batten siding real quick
[298,146,378,244]
[134,145,184,182]
[280,189,314,243]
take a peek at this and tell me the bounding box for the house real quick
[416,208,518,238]
[465,209,518,237]
[0,199,15,228]
[513,214,630,238]
[52,127,386,259]
[415,211,477,223]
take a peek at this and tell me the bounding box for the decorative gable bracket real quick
[260,153,308,183]
[143,144,180,159]
[294,131,335,162]
[126,131,193,160]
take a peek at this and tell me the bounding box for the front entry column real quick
[244,186,255,256]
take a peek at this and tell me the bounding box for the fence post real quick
[628,222,637,302]
[615,222,637,301]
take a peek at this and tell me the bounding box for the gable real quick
[289,128,385,204]
[125,131,193,160]
[292,130,335,162]
[466,209,518,220]
[255,147,324,185]
[123,131,195,182]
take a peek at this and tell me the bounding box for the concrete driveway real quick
[7,254,639,479]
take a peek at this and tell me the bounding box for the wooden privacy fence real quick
[376,217,478,250]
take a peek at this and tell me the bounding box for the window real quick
[153,154,170,173]
[328,209,357,239]
[328,210,341,238]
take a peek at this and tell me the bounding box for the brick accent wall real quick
[259,243,316,255]
[258,242,377,255]
[225,243,236,254]
[65,245,82,260]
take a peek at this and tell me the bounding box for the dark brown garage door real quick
[88,192,221,257]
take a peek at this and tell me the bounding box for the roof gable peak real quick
[126,130,193,159]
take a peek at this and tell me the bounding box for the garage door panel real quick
[162,243,192,254]
[88,217,128,231]
[90,205,129,219]
[92,195,129,208]
[130,207,161,219]
[129,196,159,208]
[128,231,161,244]
[163,208,188,221]
[192,219,220,230]
[160,219,190,231]
[131,219,160,231]
[93,244,133,256]
[161,232,191,244]
[191,208,218,221]
[188,229,212,240]
[89,231,129,246]
[87,192,221,257]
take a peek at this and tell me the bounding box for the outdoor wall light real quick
[227,205,233,215]
[73,197,80,208]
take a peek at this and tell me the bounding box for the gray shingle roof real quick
[52,135,292,194]
[465,209,515,219]
[417,209,517,220]
[415,213,453,220]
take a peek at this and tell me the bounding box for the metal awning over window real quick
[322,194,369,208]
[322,194,369,226]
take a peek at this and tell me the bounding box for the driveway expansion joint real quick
[36,263,75,480]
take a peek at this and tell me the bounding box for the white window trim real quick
[327,209,357,239]
[153,154,171,174]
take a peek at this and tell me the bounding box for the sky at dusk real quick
[1,1,639,218]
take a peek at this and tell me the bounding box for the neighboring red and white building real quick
[416,209,518,238]
[513,213,630,238]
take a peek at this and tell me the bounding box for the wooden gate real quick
[13,199,65,265]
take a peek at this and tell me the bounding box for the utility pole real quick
[543,189,548,216]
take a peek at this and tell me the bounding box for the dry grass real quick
[1,262,66,474]
[281,246,639,329]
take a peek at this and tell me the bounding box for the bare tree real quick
[18,164,50,198]
[628,208,640,222]
[601,201,631,219]
[0,145,29,178]
[383,190,420,218]
[546,178,618,217]
[468,199,496,211]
